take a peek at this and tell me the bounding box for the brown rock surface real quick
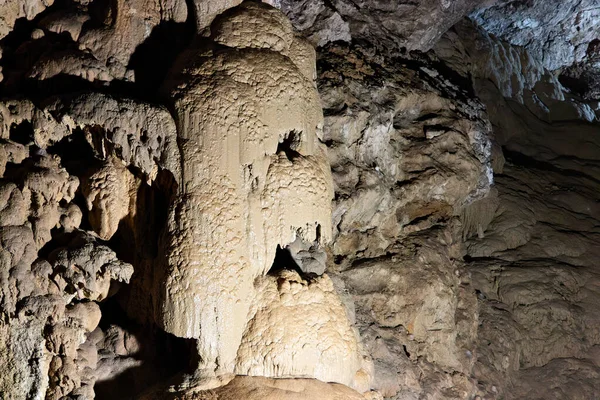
[0,1,599,399]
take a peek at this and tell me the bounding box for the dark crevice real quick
[94,297,193,400]
[9,120,34,145]
[277,130,303,161]
[0,0,79,97]
[503,148,600,185]
[46,127,102,175]
[268,245,317,281]
[403,344,411,358]
[127,21,194,100]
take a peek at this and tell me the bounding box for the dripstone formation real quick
[0,0,599,399]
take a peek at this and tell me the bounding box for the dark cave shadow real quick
[268,245,318,281]
[94,168,191,400]
[93,296,196,400]
[127,20,194,100]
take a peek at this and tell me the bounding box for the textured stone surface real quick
[0,0,55,40]
[471,0,600,71]
[235,270,371,391]
[316,43,492,399]
[272,0,485,52]
[143,375,376,400]
[1,0,600,399]
[0,90,172,399]
[157,2,335,381]
[0,108,130,397]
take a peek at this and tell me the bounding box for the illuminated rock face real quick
[235,270,371,392]
[3,0,600,398]
[158,1,336,380]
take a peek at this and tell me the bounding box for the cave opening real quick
[268,245,307,277]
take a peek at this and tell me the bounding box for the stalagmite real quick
[158,1,335,382]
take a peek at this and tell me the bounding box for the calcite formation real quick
[236,270,370,391]
[158,1,335,380]
[142,376,374,400]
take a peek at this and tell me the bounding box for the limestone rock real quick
[319,44,492,261]
[285,236,327,275]
[158,2,333,379]
[76,0,187,81]
[145,375,373,400]
[471,0,600,71]
[0,0,54,40]
[48,231,134,301]
[38,10,90,41]
[49,93,181,181]
[81,156,138,240]
[273,0,485,52]
[461,52,600,398]
[434,19,555,103]
[317,43,490,399]
[1,0,600,399]
[236,270,371,391]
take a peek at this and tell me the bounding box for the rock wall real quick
[0,0,599,399]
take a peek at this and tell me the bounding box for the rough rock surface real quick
[236,270,370,391]
[271,0,485,52]
[316,43,492,399]
[471,0,600,71]
[0,0,54,40]
[1,0,600,399]
[461,79,600,399]
[0,87,178,399]
[0,107,130,398]
[142,375,375,400]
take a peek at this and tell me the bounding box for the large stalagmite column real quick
[157,2,334,378]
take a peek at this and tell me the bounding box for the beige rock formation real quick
[0,142,130,398]
[2,0,599,399]
[48,231,134,301]
[144,375,374,400]
[49,93,181,180]
[236,270,371,391]
[0,96,141,399]
[38,10,90,41]
[0,0,54,40]
[75,0,187,81]
[317,43,492,399]
[158,1,334,380]
[81,156,138,240]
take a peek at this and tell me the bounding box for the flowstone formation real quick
[156,2,372,391]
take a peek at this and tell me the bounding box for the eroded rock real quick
[273,0,484,52]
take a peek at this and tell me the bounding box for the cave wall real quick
[0,0,599,399]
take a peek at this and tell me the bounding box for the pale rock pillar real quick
[157,2,333,377]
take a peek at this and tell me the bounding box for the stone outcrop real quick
[316,42,492,399]
[271,0,484,52]
[235,270,371,392]
[0,87,173,400]
[471,0,600,72]
[142,375,374,400]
